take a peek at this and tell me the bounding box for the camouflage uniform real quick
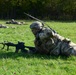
[6,19,22,25]
[0,24,8,28]
[30,21,76,56]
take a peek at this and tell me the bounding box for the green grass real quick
[0,20,76,75]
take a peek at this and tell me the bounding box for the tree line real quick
[0,0,76,20]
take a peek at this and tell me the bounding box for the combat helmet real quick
[30,21,44,29]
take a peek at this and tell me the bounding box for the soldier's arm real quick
[38,27,55,40]
[54,33,71,43]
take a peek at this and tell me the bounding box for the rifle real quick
[24,12,56,33]
[0,41,25,52]
[0,41,16,50]
[0,41,36,53]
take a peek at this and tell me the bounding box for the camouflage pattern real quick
[6,19,25,25]
[30,21,76,56]
[0,24,8,28]
[30,21,43,29]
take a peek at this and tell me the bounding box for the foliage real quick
[0,0,76,20]
[0,20,76,75]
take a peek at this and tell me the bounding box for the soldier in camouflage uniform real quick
[30,21,76,56]
[0,24,8,28]
[6,19,25,25]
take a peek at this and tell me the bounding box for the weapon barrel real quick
[24,12,57,33]
[24,12,46,24]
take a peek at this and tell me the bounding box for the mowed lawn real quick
[0,20,76,75]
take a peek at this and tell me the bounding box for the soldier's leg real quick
[60,42,76,56]
[70,46,76,56]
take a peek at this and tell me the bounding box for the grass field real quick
[0,20,76,75]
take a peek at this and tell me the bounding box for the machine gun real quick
[0,41,16,50]
[0,41,36,53]
[0,41,26,53]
